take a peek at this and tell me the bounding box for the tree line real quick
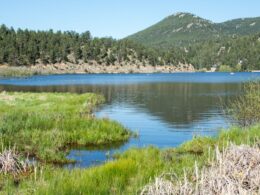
[0,25,162,66]
[0,24,259,71]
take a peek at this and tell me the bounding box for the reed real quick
[0,67,37,77]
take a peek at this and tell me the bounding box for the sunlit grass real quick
[1,91,260,194]
[0,92,131,163]
[0,67,37,77]
[3,125,260,194]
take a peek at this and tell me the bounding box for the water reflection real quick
[0,82,241,126]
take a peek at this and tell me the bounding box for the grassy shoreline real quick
[0,92,131,164]
[0,87,259,194]
[0,66,38,77]
[1,125,259,194]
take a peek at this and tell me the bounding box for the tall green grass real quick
[0,92,131,163]
[1,88,260,194]
[3,125,260,194]
[0,67,37,77]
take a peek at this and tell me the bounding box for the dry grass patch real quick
[141,144,260,195]
[0,148,29,176]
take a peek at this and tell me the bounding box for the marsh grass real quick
[2,125,260,194]
[0,92,131,163]
[0,67,38,77]
[1,90,260,194]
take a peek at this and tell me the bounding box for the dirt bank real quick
[0,62,195,75]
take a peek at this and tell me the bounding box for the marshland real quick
[0,73,260,194]
[1,1,260,194]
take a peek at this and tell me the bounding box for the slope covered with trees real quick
[0,25,163,67]
[0,14,260,72]
[127,12,260,49]
[163,33,260,70]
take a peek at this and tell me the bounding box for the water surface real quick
[0,72,259,167]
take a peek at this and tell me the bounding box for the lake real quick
[0,72,259,167]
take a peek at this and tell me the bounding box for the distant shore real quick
[0,62,195,77]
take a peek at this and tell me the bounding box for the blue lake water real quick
[0,72,260,167]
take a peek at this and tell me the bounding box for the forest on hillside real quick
[0,25,162,67]
[0,24,260,71]
[163,33,260,71]
[127,12,260,49]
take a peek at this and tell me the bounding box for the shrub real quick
[228,81,260,127]
[218,65,233,72]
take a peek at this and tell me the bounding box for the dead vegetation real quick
[0,148,29,176]
[141,144,260,195]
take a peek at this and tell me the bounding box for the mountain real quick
[126,12,260,48]
[218,17,260,35]
[177,33,260,70]
[1,14,260,72]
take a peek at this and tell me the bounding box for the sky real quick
[1,0,260,39]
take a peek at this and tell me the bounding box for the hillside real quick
[219,17,260,36]
[172,33,260,70]
[0,25,163,67]
[0,14,260,72]
[127,12,260,48]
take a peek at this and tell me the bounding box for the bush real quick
[218,65,233,72]
[228,81,260,127]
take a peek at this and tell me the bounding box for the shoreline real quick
[0,62,195,77]
[2,63,257,77]
[0,89,259,193]
[0,92,131,164]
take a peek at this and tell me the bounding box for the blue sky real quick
[1,0,260,38]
